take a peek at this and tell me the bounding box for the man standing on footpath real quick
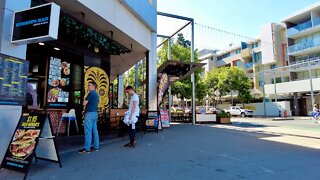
[79,82,100,154]
[124,86,140,148]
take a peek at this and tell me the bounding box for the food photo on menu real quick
[47,58,71,104]
[61,61,70,76]
[10,129,40,158]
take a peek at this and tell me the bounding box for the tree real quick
[205,67,252,104]
[157,33,206,102]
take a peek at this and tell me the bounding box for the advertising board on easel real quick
[0,111,62,179]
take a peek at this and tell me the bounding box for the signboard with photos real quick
[0,112,61,178]
[47,57,71,107]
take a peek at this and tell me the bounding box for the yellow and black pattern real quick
[84,66,110,111]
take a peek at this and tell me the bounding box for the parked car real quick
[210,107,224,114]
[224,106,253,117]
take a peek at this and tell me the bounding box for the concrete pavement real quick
[1,118,320,180]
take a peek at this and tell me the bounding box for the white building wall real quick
[0,0,31,164]
[260,23,276,65]
[77,0,153,50]
[264,77,320,94]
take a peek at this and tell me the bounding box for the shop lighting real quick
[54,47,60,51]
[38,42,45,45]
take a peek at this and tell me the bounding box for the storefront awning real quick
[142,60,205,86]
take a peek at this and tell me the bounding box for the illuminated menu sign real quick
[0,54,29,106]
[47,57,71,107]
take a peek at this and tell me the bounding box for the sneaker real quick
[90,147,99,152]
[78,148,90,154]
[123,142,131,147]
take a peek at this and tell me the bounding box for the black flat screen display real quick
[0,54,29,106]
[12,4,51,42]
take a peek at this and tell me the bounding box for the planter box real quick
[217,118,231,124]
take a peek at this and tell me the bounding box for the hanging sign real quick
[11,3,60,45]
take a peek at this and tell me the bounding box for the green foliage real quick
[216,111,231,118]
[157,34,206,101]
[205,66,252,103]
[59,15,131,55]
[122,60,147,108]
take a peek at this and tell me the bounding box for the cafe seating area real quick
[171,112,192,123]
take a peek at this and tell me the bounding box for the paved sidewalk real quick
[1,119,320,180]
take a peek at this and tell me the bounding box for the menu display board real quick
[1,113,46,173]
[160,110,170,128]
[0,53,29,106]
[47,57,71,107]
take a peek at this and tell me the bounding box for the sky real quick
[157,0,320,51]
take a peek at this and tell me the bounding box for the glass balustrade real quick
[287,20,312,36]
[288,38,320,53]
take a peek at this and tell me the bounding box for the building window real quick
[258,80,264,87]
[217,53,230,61]
[254,52,262,63]
[270,64,277,69]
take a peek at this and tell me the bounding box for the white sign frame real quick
[11,3,60,45]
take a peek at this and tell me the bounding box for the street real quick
[1,117,320,180]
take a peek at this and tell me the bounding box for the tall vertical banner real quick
[158,73,169,105]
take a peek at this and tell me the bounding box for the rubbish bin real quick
[284,110,287,117]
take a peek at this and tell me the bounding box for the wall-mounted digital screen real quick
[47,57,71,107]
[0,54,29,106]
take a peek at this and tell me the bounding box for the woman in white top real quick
[123,86,140,147]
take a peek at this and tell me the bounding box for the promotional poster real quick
[1,113,46,172]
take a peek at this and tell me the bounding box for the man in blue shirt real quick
[79,82,100,154]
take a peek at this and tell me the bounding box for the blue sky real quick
[157,0,320,50]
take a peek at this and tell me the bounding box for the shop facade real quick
[0,0,157,163]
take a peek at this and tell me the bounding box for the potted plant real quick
[216,111,231,124]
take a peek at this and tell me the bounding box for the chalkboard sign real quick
[0,53,29,106]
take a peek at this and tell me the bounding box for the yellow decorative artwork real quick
[84,66,110,112]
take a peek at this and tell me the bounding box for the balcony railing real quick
[314,16,320,27]
[287,20,312,36]
[245,62,253,69]
[288,38,320,54]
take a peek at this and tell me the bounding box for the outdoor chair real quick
[56,109,79,136]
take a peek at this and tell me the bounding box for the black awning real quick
[141,60,205,86]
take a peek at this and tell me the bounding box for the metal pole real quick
[308,61,315,107]
[191,20,196,125]
[262,72,266,116]
[126,70,129,104]
[273,72,277,102]
[168,38,172,122]
[135,62,139,91]
[231,91,233,105]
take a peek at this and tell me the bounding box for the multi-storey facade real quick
[281,2,320,115]
[199,23,286,100]
[200,2,320,116]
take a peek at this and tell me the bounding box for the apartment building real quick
[199,2,320,116]
[280,2,320,115]
[198,23,286,102]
